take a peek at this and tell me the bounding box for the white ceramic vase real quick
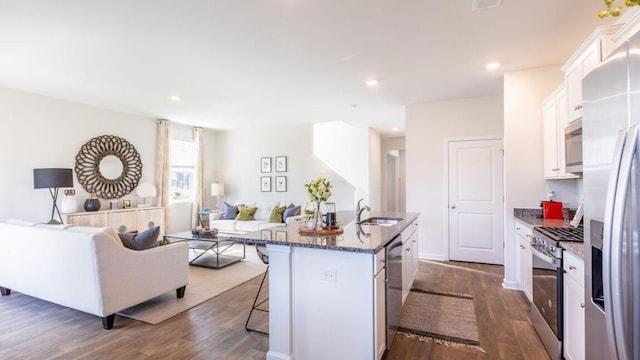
[60,190,78,214]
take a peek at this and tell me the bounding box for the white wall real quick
[406,95,504,260]
[381,137,406,212]
[207,124,356,211]
[0,86,158,222]
[503,65,565,287]
[368,129,382,210]
[313,122,372,206]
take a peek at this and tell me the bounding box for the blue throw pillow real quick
[118,226,160,250]
[283,204,301,223]
[221,201,241,219]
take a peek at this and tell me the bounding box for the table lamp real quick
[211,182,225,209]
[33,168,74,224]
[136,182,157,207]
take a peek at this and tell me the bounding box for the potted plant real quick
[304,177,332,230]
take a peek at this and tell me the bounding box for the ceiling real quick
[0,1,618,135]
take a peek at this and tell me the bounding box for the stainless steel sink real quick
[358,217,403,226]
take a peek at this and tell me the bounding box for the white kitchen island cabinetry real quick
[401,219,419,304]
[514,219,533,301]
[235,211,419,360]
[268,245,385,359]
[543,85,578,179]
[563,250,585,360]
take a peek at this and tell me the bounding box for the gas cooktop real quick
[533,226,584,242]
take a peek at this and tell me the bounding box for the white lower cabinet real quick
[401,219,419,305]
[563,251,585,360]
[514,220,533,301]
[374,249,386,360]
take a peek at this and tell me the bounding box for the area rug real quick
[117,245,267,324]
[398,288,484,352]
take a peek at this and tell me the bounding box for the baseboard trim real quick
[418,253,447,261]
[502,279,520,290]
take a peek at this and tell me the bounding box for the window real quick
[170,140,196,202]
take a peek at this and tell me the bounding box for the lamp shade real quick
[136,182,157,198]
[33,168,73,189]
[211,182,225,196]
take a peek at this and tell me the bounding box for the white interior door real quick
[448,139,504,265]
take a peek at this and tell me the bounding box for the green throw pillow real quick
[269,205,287,223]
[236,205,257,221]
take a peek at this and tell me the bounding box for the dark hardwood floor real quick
[0,260,548,359]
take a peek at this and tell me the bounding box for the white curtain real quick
[156,119,172,233]
[191,127,204,228]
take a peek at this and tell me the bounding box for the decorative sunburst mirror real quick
[75,135,143,199]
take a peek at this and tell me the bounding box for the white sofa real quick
[0,221,189,329]
[210,200,304,233]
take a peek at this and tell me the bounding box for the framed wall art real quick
[261,176,272,192]
[261,157,272,173]
[276,156,287,172]
[261,230,272,240]
[275,176,287,192]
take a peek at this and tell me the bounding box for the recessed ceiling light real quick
[484,62,500,70]
[365,79,379,87]
[169,95,182,102]
[392,127,399,132]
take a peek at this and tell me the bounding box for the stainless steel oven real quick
[530,242,563,360]
[530,226,583,360]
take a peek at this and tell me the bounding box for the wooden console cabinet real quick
[65,207,165,237]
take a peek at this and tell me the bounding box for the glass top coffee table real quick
[163,231,246,269]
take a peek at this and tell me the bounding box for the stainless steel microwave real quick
[565,118,582,175]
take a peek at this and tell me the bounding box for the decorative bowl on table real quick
[192,228,218,236]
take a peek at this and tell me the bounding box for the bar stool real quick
[245,244,269,335]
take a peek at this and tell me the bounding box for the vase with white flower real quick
[304,177,332,230]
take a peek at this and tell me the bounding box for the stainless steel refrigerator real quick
[582,31,640,360]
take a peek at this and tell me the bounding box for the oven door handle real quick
[530,245,561,268]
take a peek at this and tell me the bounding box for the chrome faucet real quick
[356,198,370,223]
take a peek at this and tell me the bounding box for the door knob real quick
[450,205,456,209]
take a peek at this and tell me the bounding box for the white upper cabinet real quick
[543,85,577,179]
[561,24,622,123]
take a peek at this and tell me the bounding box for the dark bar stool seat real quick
[245,244,269,335]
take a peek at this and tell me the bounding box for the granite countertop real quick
[514,208,585,259]
[229,210,420,254]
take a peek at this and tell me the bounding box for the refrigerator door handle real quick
[603,128,628,360]
[607,125,638,360]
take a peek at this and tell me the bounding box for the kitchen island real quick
[229,211,420,360]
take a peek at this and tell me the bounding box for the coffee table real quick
[163,231,246,269]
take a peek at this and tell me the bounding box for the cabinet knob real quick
[406,248,410,252]
[450,205,456,209]
[516,227,521,230]
[525,234,532,239]
[380,259,386,265]
[569,265,576,270]
[580,303,585,308]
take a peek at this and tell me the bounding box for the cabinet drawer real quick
[514,220,533,239]
[563,251,584,286]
